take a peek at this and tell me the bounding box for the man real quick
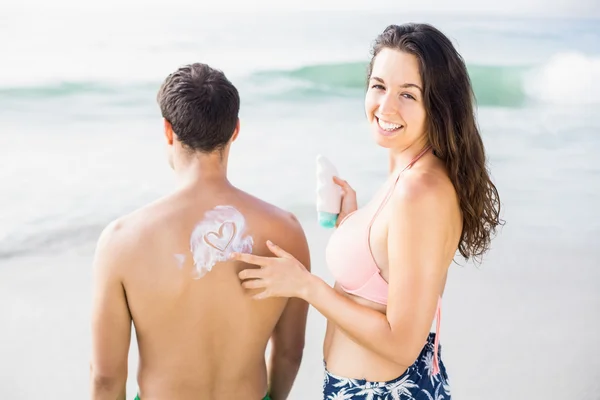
[90,63,310,400]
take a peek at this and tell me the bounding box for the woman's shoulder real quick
[388,165,459,233]
[394,165,455,205]
[386,166,461,253]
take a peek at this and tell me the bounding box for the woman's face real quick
[365,48,427,150]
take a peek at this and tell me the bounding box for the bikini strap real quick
[367,145,432,228]
[432,297,442,375]
[404,144,432,172]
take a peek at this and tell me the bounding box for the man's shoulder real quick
[238,191,304,236]
[95,214,141,260]
[237,191,310,268]
[94,200,165,266]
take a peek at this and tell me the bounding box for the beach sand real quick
[1,218,598,399]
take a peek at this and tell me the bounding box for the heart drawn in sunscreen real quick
[203,221,237,252]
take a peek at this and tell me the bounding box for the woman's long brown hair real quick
[369,23,503,261]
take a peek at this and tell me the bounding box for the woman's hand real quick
[332,176,358,227]
[231,240,316,300]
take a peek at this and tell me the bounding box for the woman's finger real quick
[266,240,292,259]
[333,176,354,192]
[230,252,272,267]
[238,268,264,281]
[332,176,346,187]
[252,290,272,300]
[241,279,265,290]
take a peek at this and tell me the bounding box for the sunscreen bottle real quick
[316,155,342,228]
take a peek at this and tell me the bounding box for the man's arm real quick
[90,220,133,400]
[267,213,311,400]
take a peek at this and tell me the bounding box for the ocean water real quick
[1,9,599,399]
[1,11,599,259]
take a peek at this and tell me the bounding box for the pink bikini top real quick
[325,145,442,374]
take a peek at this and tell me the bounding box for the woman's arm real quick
[234,175,454,366]
[304,176,451,365]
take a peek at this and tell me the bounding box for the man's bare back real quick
[99,185,309,399]
[90,63,310,400]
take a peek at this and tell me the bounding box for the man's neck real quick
[174,151,231,189]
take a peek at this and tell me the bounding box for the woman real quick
[232,23,502,399]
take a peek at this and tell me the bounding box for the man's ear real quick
[163,118,174,145]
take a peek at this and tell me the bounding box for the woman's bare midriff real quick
[323,284,412,382]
